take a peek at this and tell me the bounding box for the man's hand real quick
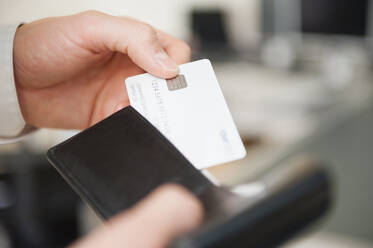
[13,12,200,247]
[13,11,191,129]
[70,184,203,248]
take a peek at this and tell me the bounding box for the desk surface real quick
[207,62,373,244]
[1,62,372,246]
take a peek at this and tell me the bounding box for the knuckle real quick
[180,41,192,57]
[76,10,106,40]
[157,184,192,200]
[77,10,106,27]
[134,22,157,42]
[79,10,104,18]
[157,184,204,220]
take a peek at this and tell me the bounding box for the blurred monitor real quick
[191,10,228,47]
[301,0,369,36]
[262,0,373,38]
[190,9,237,60]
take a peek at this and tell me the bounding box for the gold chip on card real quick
[166,74,187,91]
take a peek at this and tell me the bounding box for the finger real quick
[70,184,204,248]
[76,11,180,79]
[156,30,191,64]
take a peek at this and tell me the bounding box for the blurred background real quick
[1,0,373,247]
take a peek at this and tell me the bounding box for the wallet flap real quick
[47,106,213,219]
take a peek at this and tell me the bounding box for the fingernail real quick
[155,50,179,73]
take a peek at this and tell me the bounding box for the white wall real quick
[0,0,260,47]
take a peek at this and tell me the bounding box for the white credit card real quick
[125,59,246,169]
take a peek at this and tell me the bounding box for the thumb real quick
[70,184,204,248]
[77,11,179,78]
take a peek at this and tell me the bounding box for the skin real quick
[70,184,203,248]
[12,11,202,247]
[14,10,191,129]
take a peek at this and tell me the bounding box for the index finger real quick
[156,30,192,65]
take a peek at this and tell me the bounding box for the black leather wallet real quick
[47,106,331,247]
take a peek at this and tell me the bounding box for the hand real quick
[70,184,203,248]
[13,11,191,129]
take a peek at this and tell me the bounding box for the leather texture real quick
[47,106,215,219]
[47,106,331,248]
